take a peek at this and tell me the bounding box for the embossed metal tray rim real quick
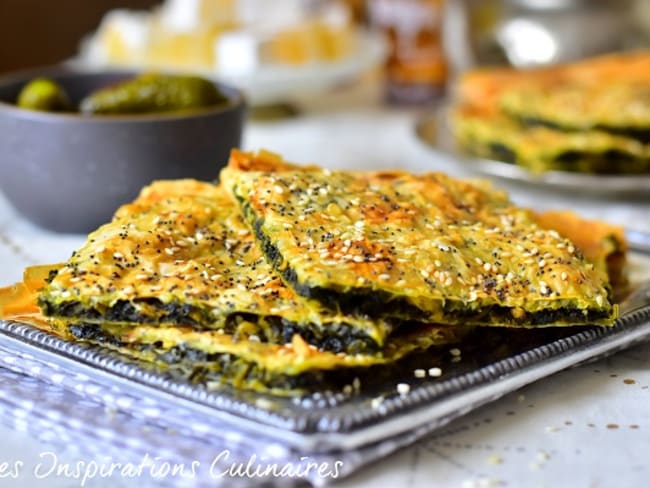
[415,107,650,198]
[1,289,650,454]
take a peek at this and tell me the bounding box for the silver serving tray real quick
[415,108,650,198]
[1,275,650,455]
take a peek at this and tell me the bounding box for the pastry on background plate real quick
[450,105,649,174]
[451,50,650,174]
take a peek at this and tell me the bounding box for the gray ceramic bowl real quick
[0,67,245,233]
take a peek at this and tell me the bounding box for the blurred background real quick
[0,1,161,73]
[1,0,649,104]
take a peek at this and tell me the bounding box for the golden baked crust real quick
[456,51,650,115]
[533,210,628,294]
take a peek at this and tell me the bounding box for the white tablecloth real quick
[1,86,650,488]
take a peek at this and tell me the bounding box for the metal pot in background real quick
[445,0,647,71]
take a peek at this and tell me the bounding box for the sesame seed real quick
[483,262,492,272]
[434,260,442,267]
[414,369,426,378]
[561,272,568,281]
[164,248,175,255]
[274,185,284,194]
[538,259,546,268]
[113,252,124,259]
[152,216,161,224]
[397,383,410,395]
[421,269,430,278]
[135,274,149,280]
[353,255,364,263]
[379,274,391,280]
[450,348,461,356]
[255,398,274,409]
[568,245,575,254]
[354,221,365,229]
[596,295,604,307]
[428,367,442,377]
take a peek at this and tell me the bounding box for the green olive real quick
[17,78,72,112]
[80,73,230,115]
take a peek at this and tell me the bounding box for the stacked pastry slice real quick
[451,51,650,174]
[0,150,622,395]
[221,150,616,328]
[451,104,649,174]
[34,179,464,394]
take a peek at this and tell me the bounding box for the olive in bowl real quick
[0,68,245,233]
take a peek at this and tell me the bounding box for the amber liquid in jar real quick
[368,0,448,105]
